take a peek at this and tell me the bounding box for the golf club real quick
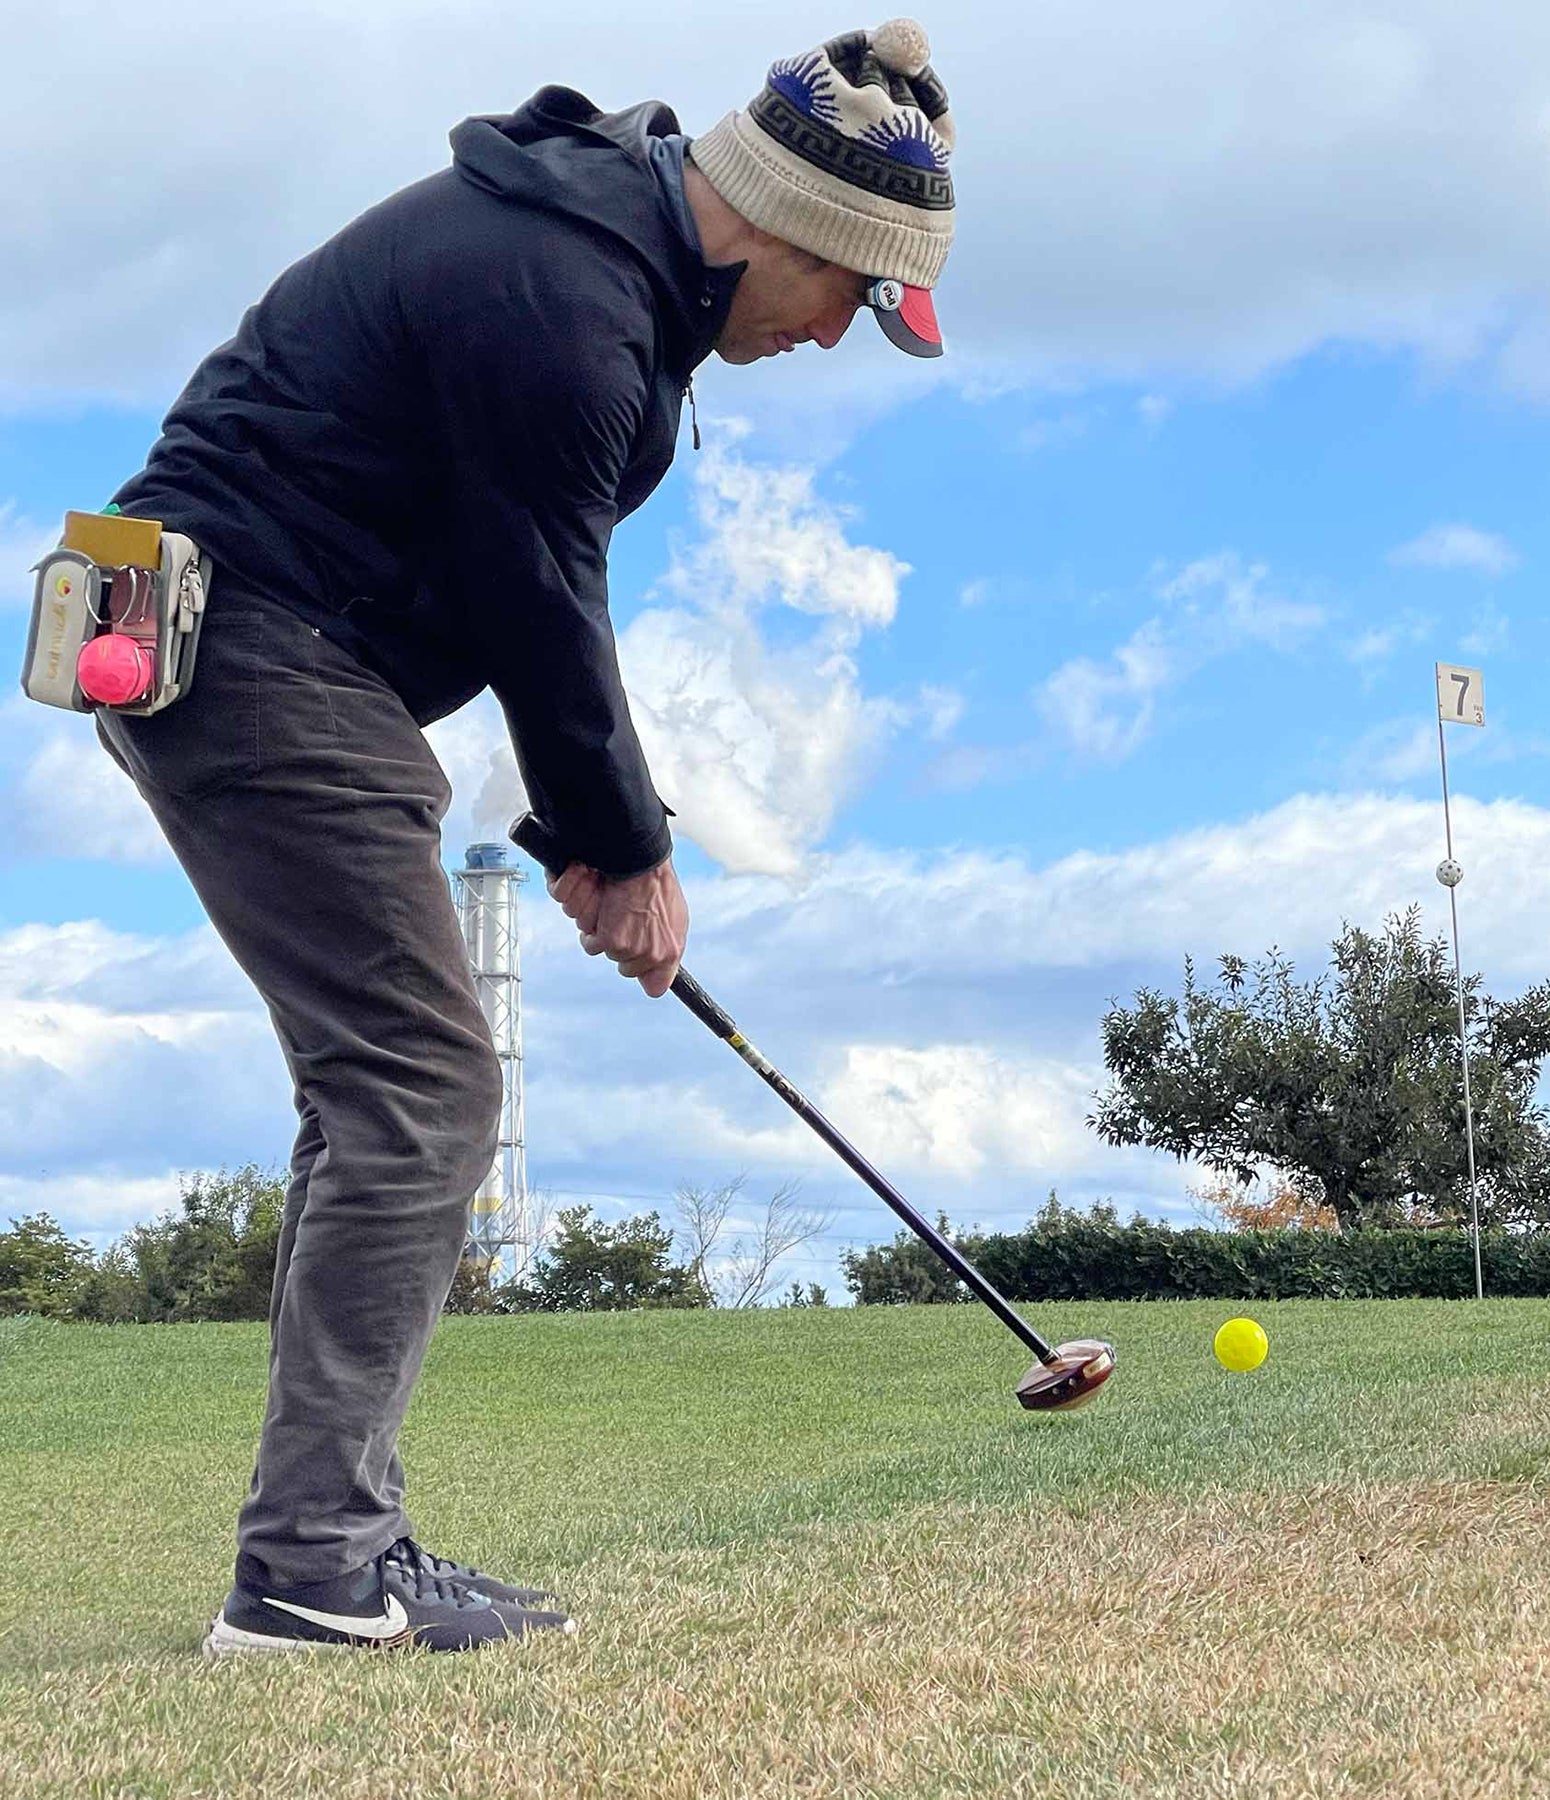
[510,813,1117,1413]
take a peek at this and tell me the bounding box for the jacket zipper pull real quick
[686,378,702,451]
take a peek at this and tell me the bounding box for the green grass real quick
[2,1299,1548,1797]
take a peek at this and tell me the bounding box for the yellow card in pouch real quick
[63,510,163,569]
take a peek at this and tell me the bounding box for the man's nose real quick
[810,306,858,351]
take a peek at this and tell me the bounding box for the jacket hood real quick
[449,86,739,369]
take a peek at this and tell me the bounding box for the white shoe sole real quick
[201,1614,413,1659]
[201,1612,577,1659]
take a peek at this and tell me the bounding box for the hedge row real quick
[846,1219,1550,1303]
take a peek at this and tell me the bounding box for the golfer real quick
[98,20,955,1655]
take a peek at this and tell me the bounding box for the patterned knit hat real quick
[690,19,955,358]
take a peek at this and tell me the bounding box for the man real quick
[98,18,955,1656]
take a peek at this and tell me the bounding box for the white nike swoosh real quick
[263,1594,410,1639]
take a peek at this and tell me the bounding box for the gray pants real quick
[98,571,501,1585]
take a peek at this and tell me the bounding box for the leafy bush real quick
[845,1196,1550,1303]
[495,1205,710,1313]
[0,1214,97,1319]
[0,1166,287,1324]
[114,1165,287,1322]
[840,1211,979,1305]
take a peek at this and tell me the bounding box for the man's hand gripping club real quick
[547,857,688,998]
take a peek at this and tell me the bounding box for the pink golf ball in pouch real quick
[78,633,154,706]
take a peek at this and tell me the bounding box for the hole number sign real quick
[1435,663,1485,728]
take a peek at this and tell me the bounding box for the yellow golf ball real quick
[1213,1316,1269,1372]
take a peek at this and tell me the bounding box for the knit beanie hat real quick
[690,19,955,357]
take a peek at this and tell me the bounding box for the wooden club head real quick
[1015,1338,1117,1413]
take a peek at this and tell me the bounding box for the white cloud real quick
[1389,524,1521,576]
[11,3,1550,417]
[917,742,1028,794]
[1378,607,1519,676]
[1037,552,1324,761]
[821,1044,1103,1180]
[1,701,170,865]
[1342,721,1439,786]
[1,501,57,607]
[1344,712,1550,783]
[1017,411,1088,452]
[1037,623,1173,762]
[1348,629,1399,664]
[0,1171,185,1242]
[621,604,898,877]
[684,792,1550,989]
[1461,605,1511,657]
[0,919,289,1187]
[620,440,911,876]
[0,995,286,1172]
[527,1071,806,1170]
[1157,552,1326,651]
[1482,307,1550,405]
[3,997,218,1073]
[0,919,249,1011]
[658,433,908,629]
[1344,612,1435,668]
[427,437,921,878]
[917,685,965,742]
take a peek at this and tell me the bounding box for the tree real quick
[500,1204,710,1312]
[778,1281,830,1307]
[70,1244,145,1324]
[168,1164,286,1320]
[1092,910,1550,1232]
[97,1165,286,1323]
[446,1188,558,1315]
[0,1213,97,1318]
[674,1175,833,1309]
[1188,1173,1340,1233]
[840,1211,976,1305]
[444,1258,499,1315]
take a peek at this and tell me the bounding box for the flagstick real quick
[1436,708,1483,1301]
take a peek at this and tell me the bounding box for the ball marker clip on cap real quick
[868,278,943,358]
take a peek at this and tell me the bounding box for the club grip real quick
[670,969,738,1040]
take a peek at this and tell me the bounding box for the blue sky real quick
[7,0,1550,1298]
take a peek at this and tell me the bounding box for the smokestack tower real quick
[453,842,531,1281]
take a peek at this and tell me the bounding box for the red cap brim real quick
[873,284,943,359]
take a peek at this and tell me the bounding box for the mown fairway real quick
[1,1298,1547,1799]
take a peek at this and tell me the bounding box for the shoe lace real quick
[384,1536,483,1610]
[417,1543,467,1579]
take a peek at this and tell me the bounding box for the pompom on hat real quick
[690,19,955,357]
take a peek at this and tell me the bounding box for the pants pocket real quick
[97,598,264,799]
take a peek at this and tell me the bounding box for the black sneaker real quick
[202,1540,576,1658]
[392,1536,564,1610]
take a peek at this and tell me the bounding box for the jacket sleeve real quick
[412,235,673,879]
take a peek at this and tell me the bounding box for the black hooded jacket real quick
[110,88,744,878]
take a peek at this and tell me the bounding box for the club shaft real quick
[671,970,1058,1364]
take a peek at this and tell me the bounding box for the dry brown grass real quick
[5,1477,1547,1800]
[1449,1380,1550,1449]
